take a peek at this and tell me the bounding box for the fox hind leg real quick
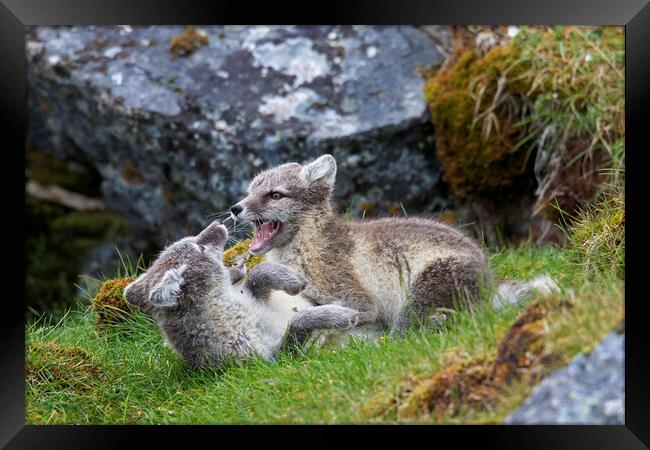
[395,257,488,335]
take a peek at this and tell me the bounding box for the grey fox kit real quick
[123,221,360,368]
[231,154,559,334]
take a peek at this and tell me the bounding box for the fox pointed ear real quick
[148,264,187,308]
[196,221,228,247]
[124,276,147,308]
[300,154,336,188]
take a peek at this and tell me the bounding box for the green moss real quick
[424,45,532,199]
[26,340,111,423]
[26,341,107,394]
[423,26,624,215]
[25,145,101,196]
[92,277,136,328]
[25,184,129,317]
[51,210,128,238]
[223,238,264,271]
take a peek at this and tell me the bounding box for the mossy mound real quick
[424,42,532,199]
[26,144,101,195]
[170,26,209,57]
[393,358,496,422]
[92,277,136,327]
[424,26,624,219]
[223,238,264,271]
[26,341,106,394]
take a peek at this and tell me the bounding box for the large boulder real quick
[26,25,448,245]
[504,331,624,425]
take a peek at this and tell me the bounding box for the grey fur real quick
[282,304,360,351]
[232,154,558,335]
[124,221,360,368]
[244,262,307,300]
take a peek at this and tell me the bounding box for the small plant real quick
[170,27,209,57]
[223,238,265,270]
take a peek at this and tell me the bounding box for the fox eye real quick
[269,191,284,200]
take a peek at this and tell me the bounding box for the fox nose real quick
[231,204,243,216]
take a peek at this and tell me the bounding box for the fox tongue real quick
[250,221,276,252]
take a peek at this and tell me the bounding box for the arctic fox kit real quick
[123,221,360,368]
[231,154,558,333]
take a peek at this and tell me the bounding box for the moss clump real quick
[170,27,209,57]
[92,277,136,327]
[223,238,264,271]
[394,358,496,422]
[424,43,532,199]
[491,300,564,385]
[26,341,106,394]
[424,26,624,218]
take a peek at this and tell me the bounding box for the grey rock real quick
[504,331,624,425]
[26,25,448,247]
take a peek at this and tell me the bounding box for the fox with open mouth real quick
[231,154,558,334]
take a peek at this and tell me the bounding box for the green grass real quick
[26,231,623,424]
[27,190,624,424]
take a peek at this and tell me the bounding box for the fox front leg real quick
[281,304,360,351]
[244,262,307,300]
[301,284,379,325]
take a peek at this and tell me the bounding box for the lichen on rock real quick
[26,25,448,251]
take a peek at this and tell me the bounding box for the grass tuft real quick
[564,189,624,279]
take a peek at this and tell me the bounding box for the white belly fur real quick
[266,290,313,321]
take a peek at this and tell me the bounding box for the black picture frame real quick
[3,0,648,447]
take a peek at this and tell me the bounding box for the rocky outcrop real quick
[26,25,448,245]
[504,331,624,424]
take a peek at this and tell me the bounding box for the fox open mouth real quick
[249,219,281,255]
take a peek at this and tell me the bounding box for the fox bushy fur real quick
[123,221,360,368]
[232,154,558,334]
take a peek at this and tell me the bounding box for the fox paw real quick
[284,275,307,296]
[339,309,360,330]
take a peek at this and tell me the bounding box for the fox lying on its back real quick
[123,221,360,368]
[231,154,558,334]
